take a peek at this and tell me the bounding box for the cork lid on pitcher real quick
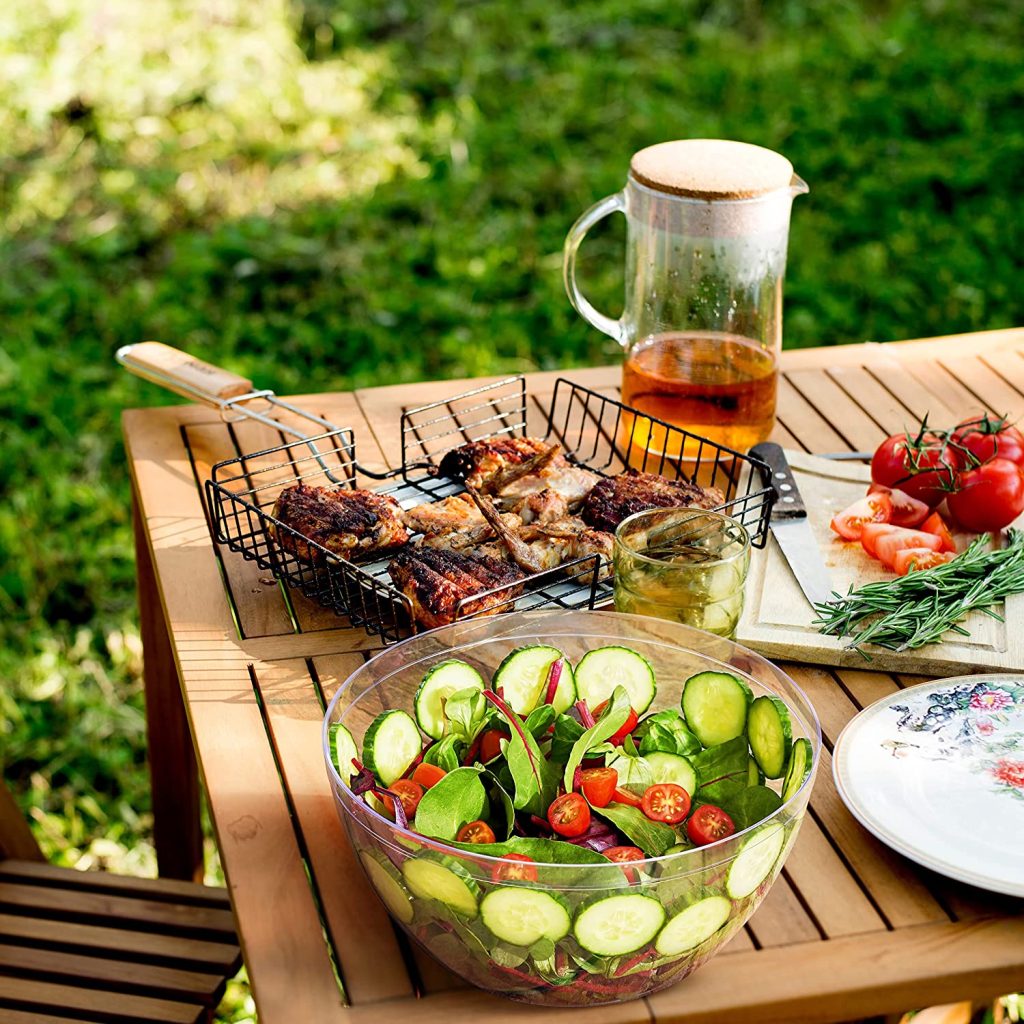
[630,139,794,200]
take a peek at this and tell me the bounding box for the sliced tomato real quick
[640,783,691,825]
[869,484,930,528]
[860,522,901,559]
[410,763,447,790]
[478,729,508,763]
[686,805,736,846]
[613,787,643,808]
[892,548,956,575]
[874,527,944,571]
[456,819,496,844]
[593,701,639,745]
[920,511,956,553]
[490,854,538,883]
[603,845,645,882]
[830,493,892,541]
[547,792,591,838]
[580,767,618,808]
[383,779,424,819]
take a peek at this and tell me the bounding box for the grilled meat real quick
[388,547,525,629]
[581,470,725,534]
[271,483,409,563]
[438,437,552,490]
[515,488,570,525]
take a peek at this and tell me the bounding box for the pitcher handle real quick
[563,191,627,346]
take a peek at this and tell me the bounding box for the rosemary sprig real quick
[813,529,1024,654]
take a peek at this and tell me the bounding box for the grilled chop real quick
[271,483,409,563]
[581,470,725,533]
[438,437,553,490]
[388,547,525,629]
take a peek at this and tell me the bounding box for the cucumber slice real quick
[329,722,359,785]
[644,751,698,795]
[574,646,656,714]
[781,737,813,801]
[363,710,422,786]
[402,854,480,918]
[655,895,731,955]
[414,660,484,740]
[748,695,793,779]
[480,887,571,946]
[574,893,666,956]
[726,822,786,899]
[680,671,752,747]
[747,755,765,787]
[360,852,414,924]
[492,645,575,715]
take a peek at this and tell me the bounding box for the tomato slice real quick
[580,767,618,808]
[892,547,956,575]
[860,522,901,559]
[383,779,424,819]
[456,819,496,844]
[830,493,893,541]
[490,853,538,883]
[686,804,736,846]
[869,484,930,528]
[603,845,645,882]
[547,792,591,837]
[920,511,956,553]
[410,763,447,790]
[874,527,944,571]
[640,783,692,825]
[613,787,643,808]
[593,701,639,745]
[478,729,508,763]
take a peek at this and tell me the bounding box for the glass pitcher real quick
[563,139,807,457]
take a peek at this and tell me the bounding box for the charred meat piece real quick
[581,470,725,534]
[388,547,525,629]
[403,492,522,552]
[271,483,409,563]
[496,461,600,506]
[438,437,553,490]
[514,488,570,525]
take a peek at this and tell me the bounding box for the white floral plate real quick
[833,673,1024,897]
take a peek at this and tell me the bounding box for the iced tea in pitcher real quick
[564,139,805,458]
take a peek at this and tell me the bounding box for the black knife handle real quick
[749,442,807,520]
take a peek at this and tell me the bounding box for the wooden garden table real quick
[123,328,1024,1024]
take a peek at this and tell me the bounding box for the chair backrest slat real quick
[0,774,44,861]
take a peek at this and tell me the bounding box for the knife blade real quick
[750,442,836,609]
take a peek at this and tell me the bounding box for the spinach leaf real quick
[636,710,701,757]
[607,748,654,795]
[693,736,751,805]
[524,703,557,740]
[423,735,463,772]
[549,714,584,764]
[445,835,612,866]
[444,686,492,744]
[717,785,783,830]
[484,770,515,840]
[413,766,488,839]
[563,686,631,791]
[484,690,559,816]
[594,802,677,856]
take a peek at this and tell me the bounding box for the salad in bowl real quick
[323,610,819,1005]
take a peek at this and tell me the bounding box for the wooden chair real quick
[0,777,242,1024]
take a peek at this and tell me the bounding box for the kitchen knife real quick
[750,442,836,609]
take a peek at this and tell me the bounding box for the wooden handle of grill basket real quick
[117,341,254,405]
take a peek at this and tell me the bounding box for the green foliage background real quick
[1,0,1022,1018]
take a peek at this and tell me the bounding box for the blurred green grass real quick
[1,0,1022,1019]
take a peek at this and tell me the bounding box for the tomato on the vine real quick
[640,783,691,825]
[547,792,591,837]
[830,493,892,541]
[871,431,962,508]
[952,416,1024,468]
[603,845,645,882]
[490,854,538,883]
[383,779,424,819]
[947,458,1024,533]
[593,700,638,745]
[686,805,736,846]
[580,767,618,808]
[456,819,496,844]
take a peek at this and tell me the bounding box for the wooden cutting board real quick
[735,450,1024,676]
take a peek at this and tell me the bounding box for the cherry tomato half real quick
[952,418,1024,468]
[919,511,956,553]
[830,493,892,541]
[383,779,424,819]
[686,804,736,846]
[456,819,496,844]
[490,853,538,883]
[868,484,930,528]
[640,783,691,825]
[603,845,645,883]
[947,458,1024,533]
[593,700,639,745]
[547,792,591,838]
[613,787,643,808]
[580,767,618,808]
[871,432,961,508]
[892,547,955,576]
[478,729,508,763]
[411,762,447,790]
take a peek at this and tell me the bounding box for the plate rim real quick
[832,672,1024,898]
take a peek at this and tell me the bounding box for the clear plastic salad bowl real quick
[322,609,820,1006]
